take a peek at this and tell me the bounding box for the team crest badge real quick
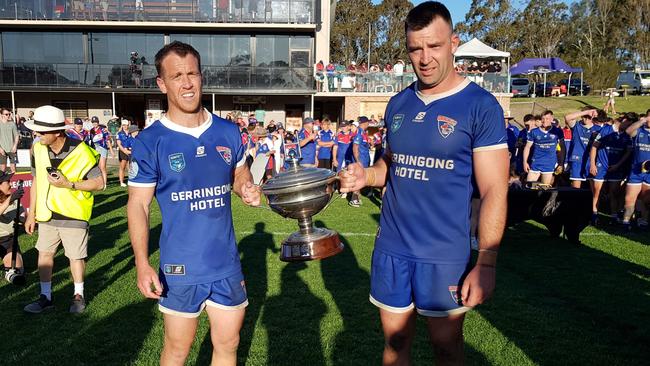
[128,160,139,180]
[448,286,461,304]
[391,114,405,133]
[216,146,232,165]
[437,115,457,138]
[168,153,185,172]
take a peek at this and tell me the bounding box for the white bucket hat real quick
[24,105,68,132]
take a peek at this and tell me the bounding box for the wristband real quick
[478,248,498,254]
[364,168,376,187]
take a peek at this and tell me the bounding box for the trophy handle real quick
[316,176,342,215]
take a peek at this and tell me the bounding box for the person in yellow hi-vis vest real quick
[23,105,103,314]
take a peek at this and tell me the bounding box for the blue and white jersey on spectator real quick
[335,131,352,168]
[298,128,316,165]
[376,80,507,264]
[631,126,650,172]
[318,129,335,160]
[117,130,134,150]
[569,123,601,162]
[594,124,631,168]
[129,111,245,286]
[353,127,371,167]
[527,127,563,166]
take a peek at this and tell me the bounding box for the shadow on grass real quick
[195,222,278,364]
[319,221,490,364]
[262,261,326,366]
[92,189,128,219]
[477,221,650,365]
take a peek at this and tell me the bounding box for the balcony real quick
[315,71,510,94]
[0,0,315,24]
[0,63,315,92]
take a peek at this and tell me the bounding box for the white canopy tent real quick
[454,38,512,93]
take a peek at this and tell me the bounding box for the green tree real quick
[373,0,413,65]
[456,0,519,52]
[516,0,569,59]
[330,0,377,65]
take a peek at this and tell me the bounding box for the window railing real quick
[0,63,315,91]
[0,0,315,24]
[314,71,509,94]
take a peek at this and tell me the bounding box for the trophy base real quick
[280,228,344,262]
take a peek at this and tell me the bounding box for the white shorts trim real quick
[416,306,472,318]
[128,181,157,187]
[158,303,205,318]
[569,178,587,181]
[369,295,414,314]
[528,170,554,175]
[627,182,642,186]
[643,182,650,187]
[205,299,249,311]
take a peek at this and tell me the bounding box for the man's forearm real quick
[233,166,253,197]
[365,154,390,187]
[127,202,151,267]
[72,176,104,192]
[476,184,507,266]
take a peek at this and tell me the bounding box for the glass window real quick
[170,34,229,66]
[256,35,289,67]
[89,33,163,65]
[290,36,311,49]
[2,32,83,63]
[229,36,250,66]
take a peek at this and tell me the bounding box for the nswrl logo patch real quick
[164,264,185,275]
[168,153,185,172]
[391,114,405,133]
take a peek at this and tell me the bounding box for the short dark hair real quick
[646,109,650,117]
[523,114,534,122]
[0,108,10,114]
[542,110,554,117]
[405,1,453,33]
[155,41,201,76]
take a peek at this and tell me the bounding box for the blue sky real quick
[371,1,576,27]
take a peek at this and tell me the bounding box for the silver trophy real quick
[261,156,343,262]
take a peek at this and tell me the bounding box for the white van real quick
[616,70,650,95]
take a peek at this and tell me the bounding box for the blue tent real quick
[510,57,584,96]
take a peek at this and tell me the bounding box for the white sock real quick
[74,282,84,297]
[41,281,52,300]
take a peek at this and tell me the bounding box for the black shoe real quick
[24,294,54,314]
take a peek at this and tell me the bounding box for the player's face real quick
[0,181,10,195]
[157,53,202,115]
[541,114,553,128]
[74,124,82,132]
[406,18,459,94]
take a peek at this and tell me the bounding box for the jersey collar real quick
[414,78,471,106]
[159,108,212,139]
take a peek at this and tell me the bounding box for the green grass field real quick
[0,176,649,365]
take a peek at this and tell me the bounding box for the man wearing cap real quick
[0,107,19,173]
[23,105,103,314]
[298,117,317,167]
[127,41,261,365]
[349,116,371,207]
[116,120,135,187]
[66,118,91,145]
[89,116,113,188]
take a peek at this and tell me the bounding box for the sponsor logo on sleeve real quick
[437,115,457,138]
[168,153,186,172]
[128,160,139,179]
[216,146,232,165]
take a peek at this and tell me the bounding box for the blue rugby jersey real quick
[318,129,335,159]
[298,128,316,165]
[631,126,650,172]
[376,80,507,264]
[594,124,631,168]
[527,127,564,166]
[569,123,601,162]
[129,111,246,285]
[353,127,371,166]
[335,131,352,167]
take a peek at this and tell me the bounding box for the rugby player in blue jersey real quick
[622,110,650,229]
[564,108,601,189]
[339,2,508,364]
[332,120,352,172]
[298,117,318,167]
[127,42,261,366]
[589,115,632,225]
[350,116,371,207]
[523,110,565,186]
[317,118,335,169]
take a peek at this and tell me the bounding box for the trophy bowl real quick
[262,158,344,262]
